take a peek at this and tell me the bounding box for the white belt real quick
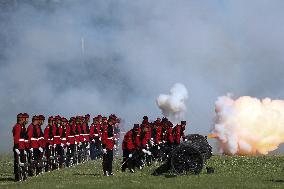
[18,139,25,142]
[107,137,113,139]
[54,136,60,138]
[39,137,44,140]
[31,138,38,141]
[61,138,66,140]
[75,135,79,137]
[68,136,74,138]
[94,134,99,136]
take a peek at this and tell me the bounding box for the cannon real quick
[152,134,212,175]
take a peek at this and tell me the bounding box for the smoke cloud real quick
[156,83,188,123]
[212,95,284,155]
[1,0,284,153]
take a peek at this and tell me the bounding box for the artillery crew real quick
[120,116,187,172]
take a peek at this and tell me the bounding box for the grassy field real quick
[0,154,283,189]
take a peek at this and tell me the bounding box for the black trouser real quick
[27,148,40,175]
[45,144,51,160]
[13,147,26,177]
[102,149,113,174]
[121,149,135,172]
[55,145,64,166]
[28,148,40,163]
[67,144,75,159]
[90,138,102,160]
[151,145,159,160]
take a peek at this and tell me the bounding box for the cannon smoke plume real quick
[156,83,188,123]
[211,95,284,155]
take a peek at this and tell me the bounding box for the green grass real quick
[0,154,283,189]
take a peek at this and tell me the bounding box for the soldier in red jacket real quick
[67,118,76,165]
[141,124,151,149]
[27,115,41,175]
[89,117,102,160]
[140,123,152,166]
[44,116,54,172]
[84,114,90,143]
[151,118,162,160]
[101,118,115,176]
[165,120,174,147]
[173,121,186,145]
[37,115,45,174]
[61,118,68,147]
[160,118,165,143]
[12,113,29,181]
[37,115,45,149]
[133,124,141,150]
[121,127,136,173]
[52,116,64,168]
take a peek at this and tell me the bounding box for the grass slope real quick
[0,155,283,189]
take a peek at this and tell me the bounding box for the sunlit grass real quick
[0,154,283,189]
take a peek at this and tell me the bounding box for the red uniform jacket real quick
[154,126,162,144]
[102,124,115,150]
[44,124,53,145]
[89,123,102,140]
[76,124,84,142]
[12,123,26,150]
[133,129,141,149]
[141,130,151,148]
[173,125,183,144]
[27,124,41,148]
[81,123,90,142]
[38,126,45,148]
[166,127,174,144]
[67,123,76,145]
[61,125,68,146]
[122,130,135,151]
[74,124,80,144]
[52,124,63,145]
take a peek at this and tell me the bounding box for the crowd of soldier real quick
[12,113,120,181]
[121,116,186,173]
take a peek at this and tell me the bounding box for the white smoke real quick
[212,95,284,155]
[156,83,188,123]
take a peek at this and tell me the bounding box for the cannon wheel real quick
[170,144,204,175]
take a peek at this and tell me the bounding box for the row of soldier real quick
[121,116,186,173]
[12,113,120,181]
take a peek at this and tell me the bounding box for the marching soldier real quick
[101,118,115,176]
[12,113,29,181]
